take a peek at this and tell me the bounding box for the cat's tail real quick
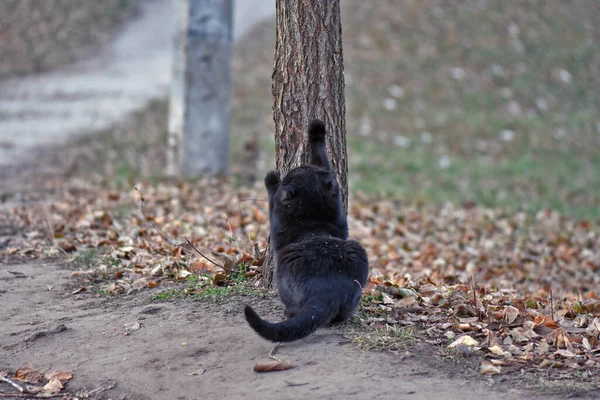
[244,296,338,342]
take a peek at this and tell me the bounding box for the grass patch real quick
[151,274,267,303]
[50,0,600,220]
[73,248,98,267]
[349,323,415,352]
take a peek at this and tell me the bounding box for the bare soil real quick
[0,260,593,399]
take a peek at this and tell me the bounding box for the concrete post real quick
[167,0,234,177]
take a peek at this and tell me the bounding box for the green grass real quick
[151,273,262,302]
[59,0,600,220]
[73,248,98,266]
[349,322,415,352]
[347,136,600,219]
[228,0,600,220]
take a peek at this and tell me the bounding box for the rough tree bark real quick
[262,0,347,288]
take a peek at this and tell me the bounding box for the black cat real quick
[244,119,369,342]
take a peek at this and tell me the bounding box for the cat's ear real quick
[308,119,331,170]
[265,170,280,191]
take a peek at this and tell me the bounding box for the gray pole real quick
[167,0,234,177]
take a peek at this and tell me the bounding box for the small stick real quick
[285,381,309,387]
[471,275,479,318]
[237,198,268,203]
[160,211,190,230]
[134,187,221,268]
[0,393,66,398]
[225,217,235,244]
[268,342,282,362]
[550,288,554,321]
[238,201,248,240]
[0,374,24,393]
[184,237,221,268]
[85,380,117,396]
[42,208,67,256]
[251,215,264,249]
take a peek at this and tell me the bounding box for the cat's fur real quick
[244,119,369,342]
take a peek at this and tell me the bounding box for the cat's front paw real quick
[264,170,281,190]
[308,119,326,143]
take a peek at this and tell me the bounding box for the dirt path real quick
[0,0,275,166]
[0,261,580,400]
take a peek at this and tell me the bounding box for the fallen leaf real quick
[480,362,502,375]
[503,305,520,324]
[555,349,576,358]
[14,363,41,383]
[382,292,395,305]
[44,370,72,384]
[448,335,479,348]
[188,369,205,376]
[42,378,63,395]
[533,314,559,329]
[72,287,86,295]
[253,360,293,373]
[60,241,77,253]
[488,345,507,356]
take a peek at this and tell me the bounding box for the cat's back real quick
[278,234,367,279]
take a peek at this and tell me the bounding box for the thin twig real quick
[237,198,268,203]
[225,218,235,243]
[471,274,479,318]
[160,211,190,230]
[0,374,24,393]
[238,201,248,241]
[251,215,264,250]
[42,206,67,256]
[84,380,117,396]
[134,187,222,268]
[285,381,309,387]
[268,342,282,362]
[135,187,177,246]
[184,237,221,268]
[550,288,554,321]
[0,393,66,398]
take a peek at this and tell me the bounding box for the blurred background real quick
[1,0,599,219]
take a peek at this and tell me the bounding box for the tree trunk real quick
[262,0,347,289]
[166,0,233,177]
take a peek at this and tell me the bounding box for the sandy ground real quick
[0,261,569,400]
[0,0,275,166]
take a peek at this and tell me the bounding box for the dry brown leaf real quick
[488,345,508,357]
[44,370,72,384]
[60,241,77,253]
[381,292,395,305]
[555,349,576,358]
[448,335,479,348]
[42,378,64,395]
[503,305,520,324]
[14,363,41,383]
[397,295,416,307]
[480,362,502,375]
[533,314,559,329]
[253,360,293,373]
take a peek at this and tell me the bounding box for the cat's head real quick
[275,164,342,224]
[268,119,343,224]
